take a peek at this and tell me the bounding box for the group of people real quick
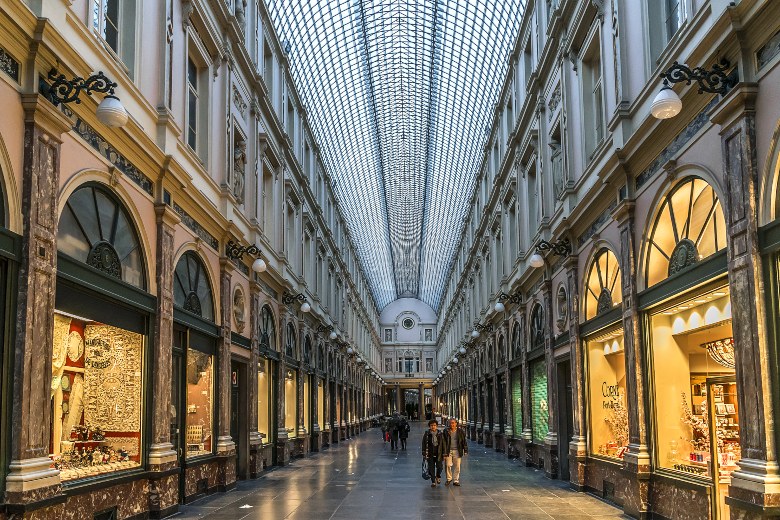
[421,418,468,487]
[381,413,410,450]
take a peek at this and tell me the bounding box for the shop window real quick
[648,284,737,482]
[257,358,270,443]
[186,347,213,458]
[50,312,143,480]
[173,252,214,320]
[57,184,146,289]
[587,326,627,459]
[645,177,726,288]
[511,369,523,436]
[260,305,277,351]
[531,360,548,443]
[584,249,622,321]
[285,369,297,438]
[286,323,296,358]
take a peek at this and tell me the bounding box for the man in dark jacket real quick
[398,417,410,450]
[443,418,468,486]
[421,419,445,487]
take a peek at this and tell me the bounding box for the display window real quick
[530,360,548,443]
[586,326,627,459]
[648,284,737,482]
[257,358,270,443]
[317,379,324,430]
[285,369,297,438]
[185,347,214,458]
[50,312,144,481]
[511,368,522,436]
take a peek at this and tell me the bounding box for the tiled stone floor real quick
[171,422,629,519]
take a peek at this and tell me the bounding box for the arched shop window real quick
[173,251,214,321]
[260,305,277,351]
[530,304,545,350]
[52,183,149,481]
[58,183,146,289]
[645,177,726,288]
[584,248,622,321]
[286,323,296,358]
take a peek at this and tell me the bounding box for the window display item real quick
[186,348,213,458]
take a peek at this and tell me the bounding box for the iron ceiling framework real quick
[267,0,526,311]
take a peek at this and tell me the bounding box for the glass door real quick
[706,377,740,520]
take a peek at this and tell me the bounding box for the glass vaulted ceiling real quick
[267,0,526,311]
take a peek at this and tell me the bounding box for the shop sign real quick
[602,381,621,409]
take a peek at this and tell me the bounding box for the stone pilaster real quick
[322,374,330,447]
[709,84,780,516]
[614,200,650,518]
[276,358,290,465]
[565,256,587,489]
[248,283,262,477]
[147,203,181,518]
[216,259,236,490]
[293,366,307,457]
[542,280,558,479]
[5,95,71,507]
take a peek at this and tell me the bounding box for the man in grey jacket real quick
[443,418,468,486]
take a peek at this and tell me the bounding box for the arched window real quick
[173,251,214,321]
[530,304,545,349]
[646,177,726,287]
[260,305,276,351]
[58,183,146,289]
[584,248,622,320]
[303,335,312,364]
[286,323,296,358]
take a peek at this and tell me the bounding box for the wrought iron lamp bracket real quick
[316,324,334,334]
[282,292,307,305]
[225,239,260,260]
[660,59,737,95]
[42,68,118,106]
[497,291,522,305]
[473,323,493,333]
[536,238,572,257]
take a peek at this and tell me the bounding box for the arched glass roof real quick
[267,0,526,311]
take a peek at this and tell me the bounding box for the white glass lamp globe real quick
[300,302,311,313]
[252,258,267,273]
[529,252,545,268]
[329,331,337,340]
[651,86,682,119]
[96,96,129,127]
[494,301,505,313]
[459,346,467,354]
[453,357,459,363]
[356,356,362,363]
[471,329,480,339]
[347,347,354,355]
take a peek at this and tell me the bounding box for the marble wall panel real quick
[649,477,711,520]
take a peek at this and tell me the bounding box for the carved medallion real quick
[668,239,698,276]
[597,289,613,315]
[87,241,121,279]
[184,291,202,316]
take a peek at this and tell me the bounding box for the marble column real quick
[418,383,424,421]
[504,367,513,456]
[146,203,181,517]
[710,84,780,515]
[6,95,71,506]
[295,365,306,457]
[248,283,262,476]
[276,358,290,464]
[564,256,587,489]
[520,311,534,466]
[311,374,320,452]
[322,374,330,447]
[216,259,236,489]
[613,200,650,516]
[542,280,559,479]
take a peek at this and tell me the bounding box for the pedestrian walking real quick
[398,416,410,450]
[443,418,468,486]
[390,412,400,450]
[421,419,445,487]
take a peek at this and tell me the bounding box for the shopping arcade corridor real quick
[174,422,627,520]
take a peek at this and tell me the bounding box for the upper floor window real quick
[648,0,683,66]
[92,0,136,75]
[187,58,199,151]
[582,34,604,159]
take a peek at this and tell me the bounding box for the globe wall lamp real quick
[226,240,267,272]
[495,291,522,312]
[282,292,310,312]
[529,238,572,268]
[651,59,737,119]
[316,324,335,338]
[471,323,493,338]
[41,68,128,127]
[459,345,467,354]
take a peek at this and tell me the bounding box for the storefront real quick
[171,250,219,503]
[0,170,17,499]
[640,176,731,519]
[52,183,153,484]
[257,305,277,467]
